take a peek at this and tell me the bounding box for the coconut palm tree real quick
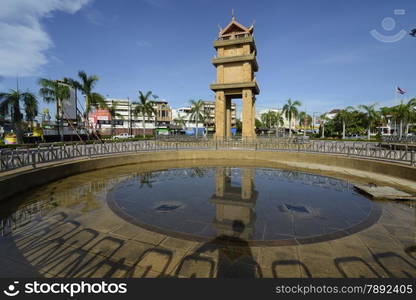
[65,70,106,116]
[24,94,38,129]
[133,91,155,138]
[38,78,70,141]
[151,94,159,130]
[274,111,284,137]
[394,100,410,138]
[359,103,380,140]
[108,100,124,136]
[282,98,301,137]
[174,116,187,129]
[0,89,38,144]
[338,106,354,139]
[298,111,311,137]
[319,113,329,138]
[188,99,205,138]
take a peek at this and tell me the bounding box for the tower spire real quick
[232,8,235,21]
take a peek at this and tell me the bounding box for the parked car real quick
[112,133,134,140]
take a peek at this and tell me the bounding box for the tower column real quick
[226,97,232,138]
[215,91,226,139]
[241,168,253,200]
[215,167,226,197]
[252,96,256,136]
[242,89,254,139]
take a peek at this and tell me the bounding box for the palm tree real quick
[24,93,38,129]
[188,99,205,138]
[274,110,284,137]
[319,113,329,138]
[151,94,159,130]
[261,110,277,130]
[0,89,38,144]
[298,111,311,137]
[65,70,106,117]
[338,106,354,139]
[380,106,392,134]
[282,98,301,137]
[38,78,70,141]
[108,100,124,136]
[394,100,410,138]
[133,91,155,138]
[359,103,380,140]
[407,98,416,135]
[174,116,187,129]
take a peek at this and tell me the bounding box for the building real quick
[326,109,340,120]
[152,100,172,127]
[203,101,236,133]
[172,101,237,135]
[88,98,172,136]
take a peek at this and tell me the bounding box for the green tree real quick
[338,106,354,139]
[38,78,70,141]
[188,99,205,138]
[319,113,329,138]
[0,89,38,144]
[235,118,242,134]
[65,70,106,116]
[298,111,311,137]
[273,111,285,137]
[133,91,156,138]
[282,98,301,137]
[359,103,380,140]
[261,110,277,129]
[174,115,187,129]
[24,92,38,129]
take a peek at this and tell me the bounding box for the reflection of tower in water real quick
[211,167,258,240]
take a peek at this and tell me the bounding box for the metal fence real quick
[381,136,416,144]
[1,139,415,172]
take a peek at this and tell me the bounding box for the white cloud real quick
[0,0,93,77]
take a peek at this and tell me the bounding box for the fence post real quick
[88,147,92,158]
[31,151,36,169]
[411,151,415,166]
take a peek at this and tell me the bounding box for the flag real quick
[396,86,406,95]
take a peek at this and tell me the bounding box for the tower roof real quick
[219,17,253,38]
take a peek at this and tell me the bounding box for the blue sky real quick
[0,0,415,117]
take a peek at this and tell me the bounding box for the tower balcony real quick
[212,53,258,72]
[210,81,260,95]
[213,35,255,49]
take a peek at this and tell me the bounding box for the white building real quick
[90,98,158,135]
[172,101,236,132]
